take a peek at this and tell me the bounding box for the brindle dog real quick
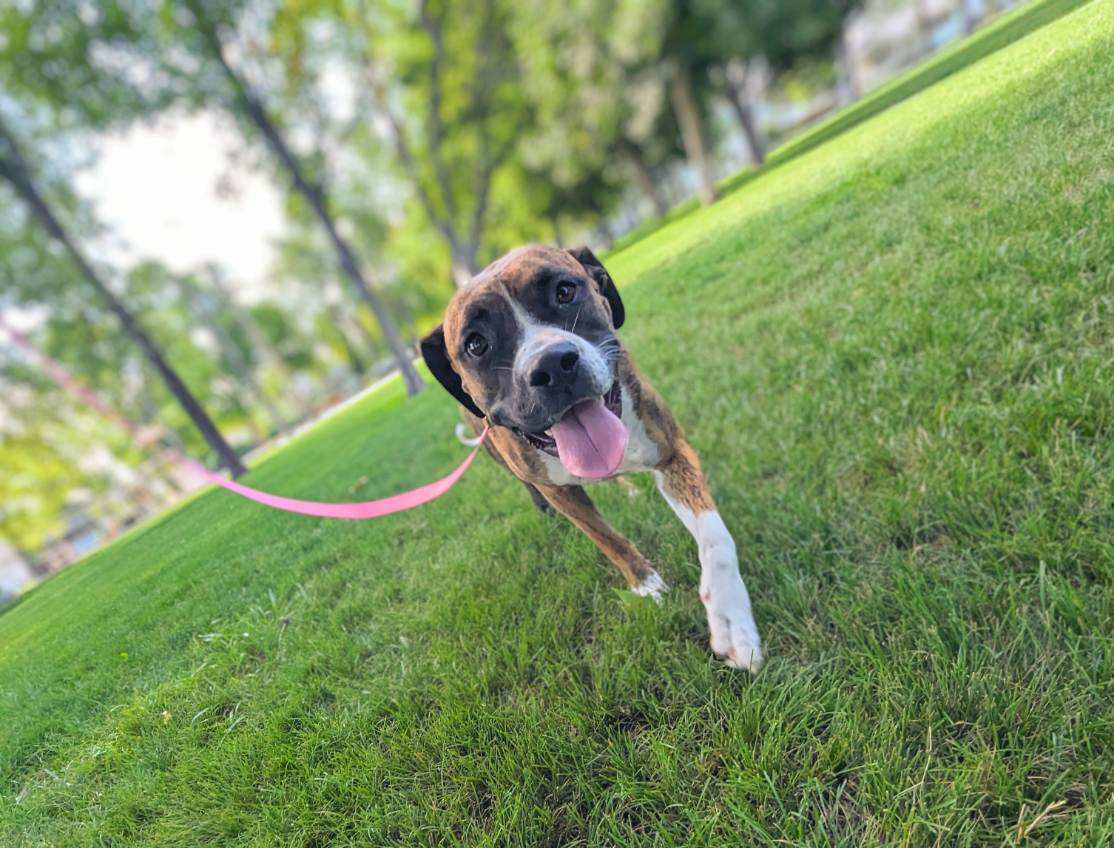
[421,245,762,671]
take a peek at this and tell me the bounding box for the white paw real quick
[632,570,669,602]
[705,597,763,673]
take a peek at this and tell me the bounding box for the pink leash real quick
[1,317,488,520]
[188,432,486,519]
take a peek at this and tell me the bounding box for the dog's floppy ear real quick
[419,324,485,418]
[568,245,624,329]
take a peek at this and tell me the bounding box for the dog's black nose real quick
[529,343,580,389]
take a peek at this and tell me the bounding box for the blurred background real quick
[1,0,1016,596]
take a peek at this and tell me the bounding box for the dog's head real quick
[421,245,627,475]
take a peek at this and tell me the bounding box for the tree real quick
[668,59,718,204]
[177,0,425,395]
[717,0,862,164]
[650,1,725,205]
[721,59,766,166]
[0,114,247,476]
[168,266,286,434]
[203,264,294,408]
[1,325,190,557]
[0,2,248,473]
[268,212,425,379]
[647,0,861,202]
[0,373,113,555]
[617,137,672,218]
[352,0,530,287]
[961,0,981,35]
[510,0,684,221]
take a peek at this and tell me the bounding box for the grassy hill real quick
[2,1,1111,844]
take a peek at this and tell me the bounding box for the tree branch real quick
[463,0,515,252]
[416,0,457,222]
[183,0,424,394]
[374,91,458,248]
[0,110,247,473]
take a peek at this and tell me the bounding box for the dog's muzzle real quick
[518,380,622,458]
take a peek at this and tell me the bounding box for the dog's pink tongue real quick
[549,398,628,479]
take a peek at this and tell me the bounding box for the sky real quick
[76,110,285,302]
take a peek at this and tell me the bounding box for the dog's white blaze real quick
[501,289,611,391]
[632,569,668,601]
[653,477,763,672]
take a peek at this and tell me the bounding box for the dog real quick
[420,245,762,672]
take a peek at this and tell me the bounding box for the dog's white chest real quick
[617,390,660,472]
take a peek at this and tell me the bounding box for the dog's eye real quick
[464,332,489,358]
[555,281,577,304]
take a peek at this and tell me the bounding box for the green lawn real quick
[2,2,1112,844]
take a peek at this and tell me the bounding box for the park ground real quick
[1,1,1111,844]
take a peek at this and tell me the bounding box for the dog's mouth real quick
[519,382,626,478]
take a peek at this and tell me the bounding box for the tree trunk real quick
[723,64,764,166]
[837,27,862,104]
[596,218,615,249]
[668,62,718,206]
[449,242,478,289]
[327,305,370,376]
[207,268,290,378]
[914,0,936,52]
[550,212,564,247]
[620,139,669,217]
[188,2,425,397]
[961,0,980,34]
[180,280,286,434]
[0,122,246,477]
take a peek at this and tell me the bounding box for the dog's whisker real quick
[595,337,621,368]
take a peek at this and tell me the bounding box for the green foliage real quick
[655,0,860,127]
[0,360,141,553]
[1,4,1111,842]
[0,0,1092,563]
[716,0,860,73]
[250,302,316,370]
[509,0,679,218]
[0,388,107,553]
[373,0,536,276]
[0,0,162,127]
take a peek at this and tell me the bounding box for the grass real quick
[607,0,1093,256]
[2,1,1113,844]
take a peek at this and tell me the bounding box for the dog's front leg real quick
[536,484,668,599]
[654,441,763,672]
